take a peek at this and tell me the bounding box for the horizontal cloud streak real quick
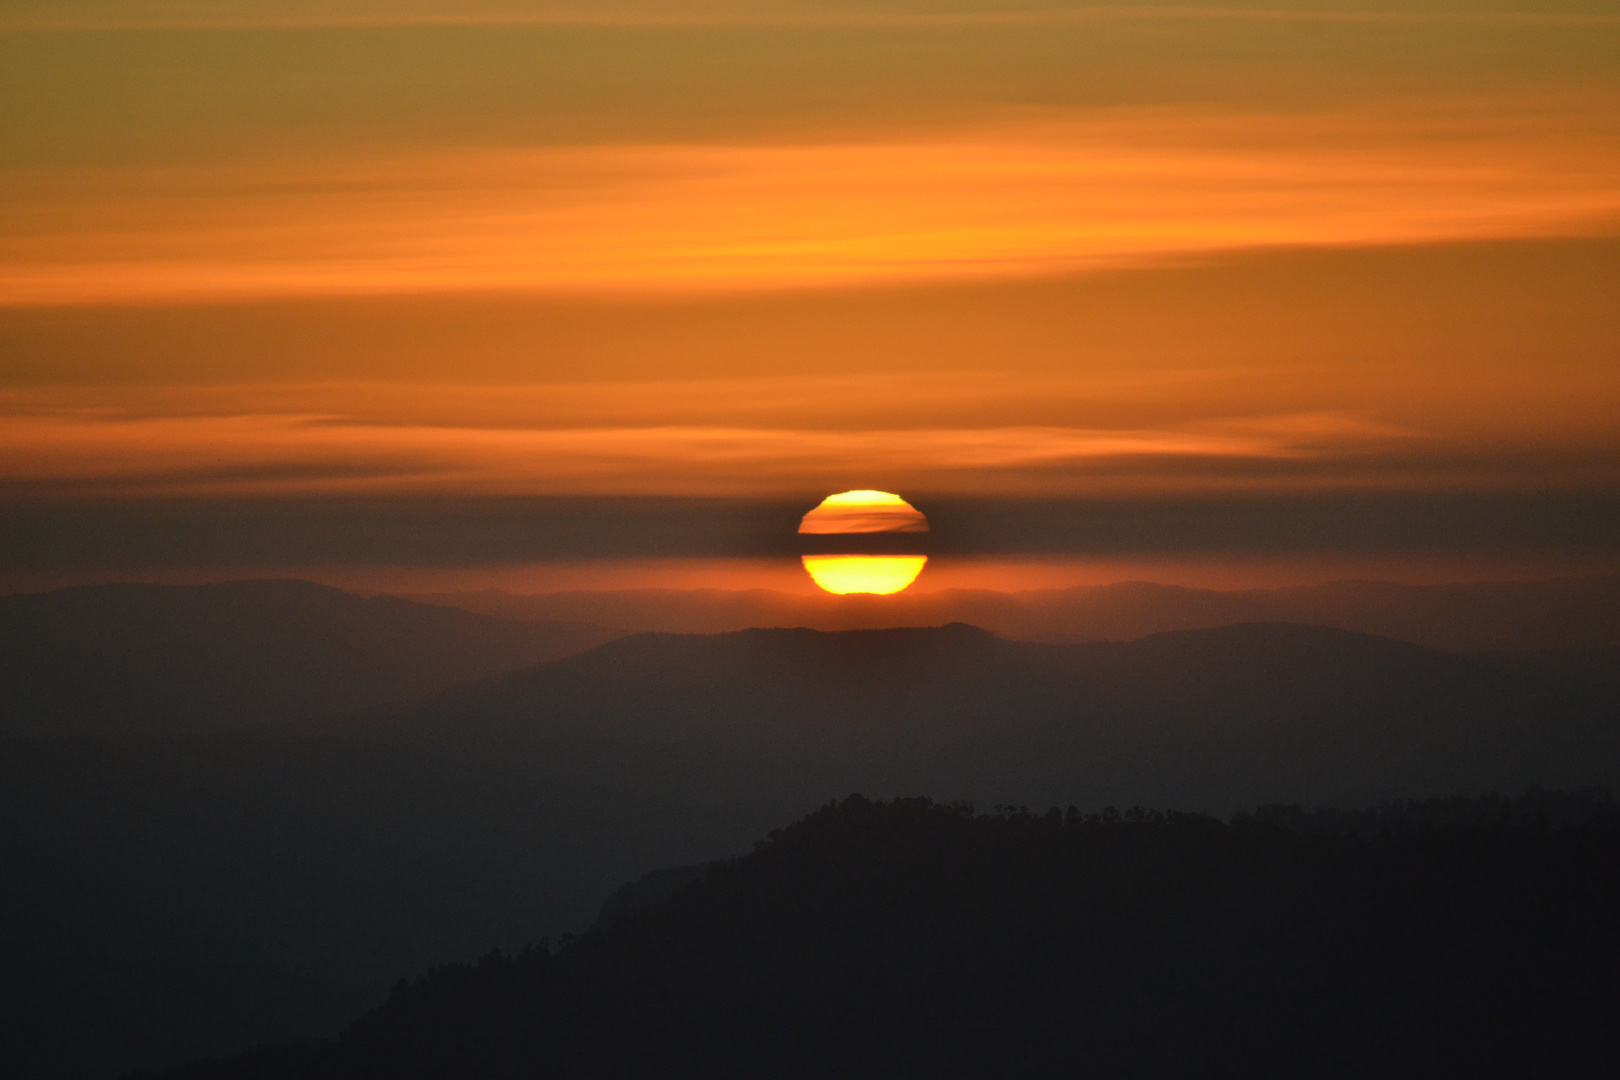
[6,360,1617,502]
[0,414,1387,496]
[3,495,1617,580]
[5,103,1617,304]
[4,400,1615,500]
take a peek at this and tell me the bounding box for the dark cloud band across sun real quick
[4,491,1616,570]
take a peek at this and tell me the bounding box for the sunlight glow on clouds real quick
[3,2,1618,579]
[4,374,1616,501]
[4,104,1617,305]
[0,409,1417,496]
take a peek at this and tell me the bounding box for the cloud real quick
[0,388,1382,494]
[8,365,1619,505]
[5,391,1612,501]
[6,101,1618,305]
[3,492,1618,580]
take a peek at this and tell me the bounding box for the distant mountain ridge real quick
[0,579,620,735]
[411,573,1620,652]
[360,620,1619,812]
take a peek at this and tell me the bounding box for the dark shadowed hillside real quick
[4,623,1617,1078]
[149,794,1620,1080]
[413,574,1620,651]
[0,580,621,735]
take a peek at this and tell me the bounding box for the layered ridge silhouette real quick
[413,574,1620,651]
[5,620,1617,1077]
[361,621,1619,811]
[0,580,619,735]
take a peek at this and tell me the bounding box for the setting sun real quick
[799,490,930,593]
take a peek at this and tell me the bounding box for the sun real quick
[798,490,929,595]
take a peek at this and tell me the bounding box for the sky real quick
[2,1,1618,593]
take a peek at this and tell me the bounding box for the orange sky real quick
[6,103,1618,306]
[2,2,1618,589]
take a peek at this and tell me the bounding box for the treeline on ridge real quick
[152,791,1620,1080]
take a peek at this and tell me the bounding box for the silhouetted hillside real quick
[149,794,1620,1079]
[593,864,709,930]
[1475,646,1620,700]
[412,573,1620,651]
[0,580,620,735]
[5,623,1617,1077]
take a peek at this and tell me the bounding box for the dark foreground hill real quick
[151,794,1620,1080]
[0,580,619,735]
[4,623,1617,1078]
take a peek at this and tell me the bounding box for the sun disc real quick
[802,555,927,595]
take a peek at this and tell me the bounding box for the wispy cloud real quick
[5,101,1617,305]
[12,360,1620,500]
[0,399,1554,500]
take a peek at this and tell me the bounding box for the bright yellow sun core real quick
[802,555,929,595]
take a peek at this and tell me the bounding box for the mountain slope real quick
[0,580,620,735]
[151,795,1620,1080]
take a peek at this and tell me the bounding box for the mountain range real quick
[9,575,1616,740]
[412,573,1620,651]
[353,620,1617,813]
[3,580,1617,1077]
[0,580,618,735]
